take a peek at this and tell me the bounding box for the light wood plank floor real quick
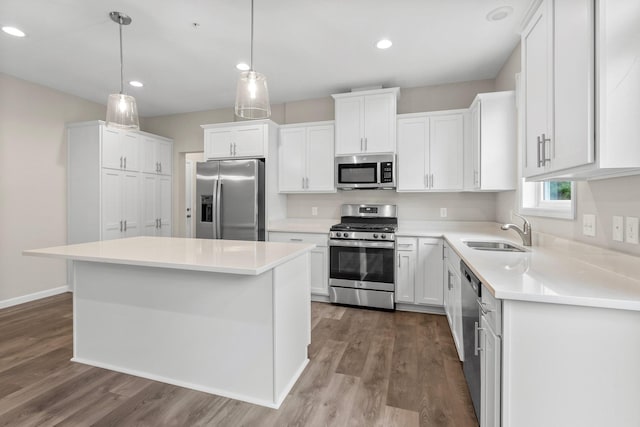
[0,293,477,426]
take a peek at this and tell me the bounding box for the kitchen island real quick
[24,236,315,409]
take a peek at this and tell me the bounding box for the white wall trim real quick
[0,285,71,310]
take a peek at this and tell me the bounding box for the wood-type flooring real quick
[0,293,477,426]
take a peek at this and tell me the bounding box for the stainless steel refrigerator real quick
[196,159,265,241]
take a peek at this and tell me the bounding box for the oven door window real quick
[330,246,394,283]
[338,163,377,184]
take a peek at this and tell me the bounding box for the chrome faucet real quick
[501,213,532,246]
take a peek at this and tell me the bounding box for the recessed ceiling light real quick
[2,26,26,37]
[129,81,144,88]
[486,6,513,21]
[236,63,250,71]
[376,39,392,49]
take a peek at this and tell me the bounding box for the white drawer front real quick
[269,232,328,247]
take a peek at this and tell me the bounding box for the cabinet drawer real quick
[396,237,417,251]
[268,232,328,247]
[481,285,502,335]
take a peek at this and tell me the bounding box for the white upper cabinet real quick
[102,127,140,171]
[203,121,273,160]
[141,134,172,175]
[332,87,399,155]
[465,91,517,191]
[278,122,335,193]
[397,111,465,191]
[521,0,640,179]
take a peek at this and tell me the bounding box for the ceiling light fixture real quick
[2,26,26,37]
[376,39,392,49]
[486,6,513,21]
[129,80,144,88]
[236,63,250,71]
[235,0,271,119]
[105,11,139,130]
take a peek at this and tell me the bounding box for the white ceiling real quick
[0,0,531,117]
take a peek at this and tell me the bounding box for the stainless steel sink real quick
[464,241,526,252]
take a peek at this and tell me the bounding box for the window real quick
[520,180,576,219]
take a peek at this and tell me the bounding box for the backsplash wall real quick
[287,192,497,222]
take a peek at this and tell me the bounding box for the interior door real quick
[219,159,259,241]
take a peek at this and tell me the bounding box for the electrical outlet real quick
[440,208,447,218]
[626,217,639,244]
[612,216,624,242]
[311,207,318,216]
[582,214,596,237]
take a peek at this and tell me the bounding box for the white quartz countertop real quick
[269,218,640,311]
[24,236,315,275]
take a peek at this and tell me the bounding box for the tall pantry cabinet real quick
[67,121,173,246]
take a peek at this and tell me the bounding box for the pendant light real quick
[106,11,139,130]
[235,0,271,119]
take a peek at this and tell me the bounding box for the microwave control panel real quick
[380,162,394,183]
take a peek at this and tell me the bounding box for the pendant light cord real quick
[250,0,254,71]
[119,19,124,94]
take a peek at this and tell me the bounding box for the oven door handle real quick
[329,239,395,249]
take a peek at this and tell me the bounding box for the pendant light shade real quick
[106,11,139,130]
[235,0,271,119]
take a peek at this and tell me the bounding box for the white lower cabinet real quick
[443,241,464,360]
[268,232,328,296]
[142,174,172,237]
[396,237,444,307]
[101,169,140,240]
[481,315,501,427]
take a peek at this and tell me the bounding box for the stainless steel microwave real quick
[335,154,396,190]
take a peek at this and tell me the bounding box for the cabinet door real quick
[204,129,234,159]
[141,174,158,236]
[335,96,364,155]
[102,127,123,170]
[101,169,123,240]
[415,238,444,306]
[522,0,553,177]
[141,137,158,174]
[121,132,139,171]
[429,114,464,190]
[468,101,481,189]
[310,246,329,296]
[444,265,454,326]
[452,271,464,361]
[234,125,265,157]
[552,0,594,171]
[397,117,428,191]
[305,125,335,192]
[481,318,501,427]
[157,175,172,237]
[157,140,172,175]
[278,128,306,192]
[121,172,140,237]
[395,250,416,303]
[364,93,395,153]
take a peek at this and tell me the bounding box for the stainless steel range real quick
[328,204,397,310]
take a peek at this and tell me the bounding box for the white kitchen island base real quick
[26,237,314,409]
[72,256,309,409]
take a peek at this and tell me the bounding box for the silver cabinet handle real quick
[229,143,233,156]
[447,270,453,290]
[158,162,161,173]
[431,174,434,188]
[537,135,543,167]
[474,321,484,356]
[397,253,401,268]
[159,218,162,229]
[360,137,363,152]
[541,133,551,166]
[305,177,309,188]
[233,142,237,156]
[476,298,493,314]
[120,220,123,232]
[289,238,303,242]
[364,137,368,151]
[124,157,127,169]
[397,243,413,248]
[301,177,305,189]
[120,157,123,169]
[124,220,127,231]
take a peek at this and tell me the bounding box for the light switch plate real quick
[440,208,447,218]
[582,214,596,237]
[625,217,639,244]
[612,216,624,242]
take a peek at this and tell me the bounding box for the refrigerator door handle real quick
[215,179,222,239]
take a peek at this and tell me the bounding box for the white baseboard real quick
[0,285,71,310]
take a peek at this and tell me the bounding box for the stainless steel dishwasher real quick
[461,260,481,421]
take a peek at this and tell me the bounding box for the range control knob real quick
[343,233,349,238]
[381,234,387,239]
[336,232,342,237]
[373,234,379,239]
